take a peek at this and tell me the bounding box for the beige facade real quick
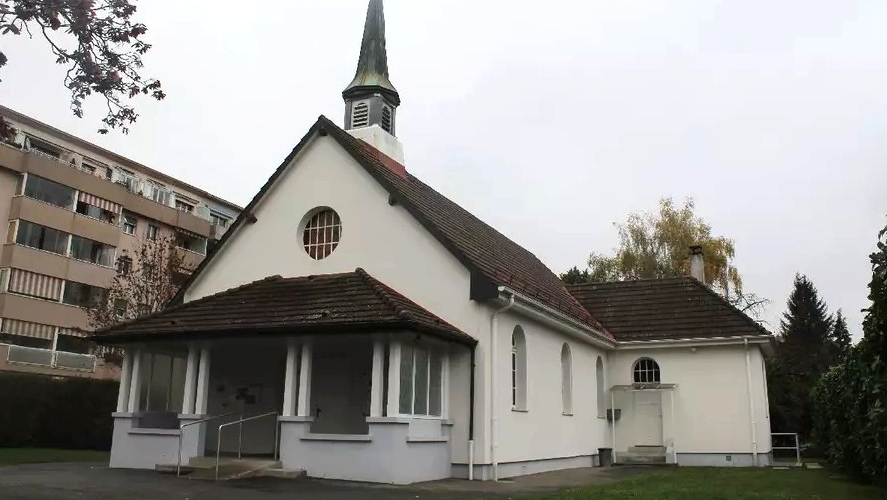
[0,105,240,379]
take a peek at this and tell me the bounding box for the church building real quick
[96,0,774,484]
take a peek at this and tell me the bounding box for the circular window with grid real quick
[302,208,342,260]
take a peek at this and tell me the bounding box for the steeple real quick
[343,0,400,137]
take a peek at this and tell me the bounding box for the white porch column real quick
[282,341,298,417]
[194,346,211,415]
[181,345,199,415]
[369,339,385,417]
[386,341,402,417]
[126,349,142,413]
[116,349,133,412]
[296,341,312,417]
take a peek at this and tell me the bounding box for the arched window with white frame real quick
[596,356,606,418]
[632,357,661,384]
[561,343,572,415]
[511,326,527,410]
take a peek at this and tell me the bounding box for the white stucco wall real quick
[609,343,772,458]
[182,134,490,464]
[493,312,610,466]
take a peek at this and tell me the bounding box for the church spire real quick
[343,0,400,136]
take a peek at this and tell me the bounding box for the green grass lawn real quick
[0,448,110,466]
[539,467,884,499]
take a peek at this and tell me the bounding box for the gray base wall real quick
[279,417,452,484]
[452,454,597,480]
[109,413,205,470]
[677,452,772,467]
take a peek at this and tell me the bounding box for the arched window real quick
[596,356,606,418]
[561,343,572,415]
[632,358,661,384]
[511,326,527,410]
[302,208,342,260]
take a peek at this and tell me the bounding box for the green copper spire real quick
[343,0,400,106]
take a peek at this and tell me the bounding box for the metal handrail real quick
[771,432,801,466]
[215,412,279,480]
[176,412,239,476]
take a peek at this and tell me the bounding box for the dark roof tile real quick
[567,277,771,341]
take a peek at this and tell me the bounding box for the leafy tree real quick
[0,0,165,137]
[812,218,887,485]
[564,196,769,319]
[85,234,189,330]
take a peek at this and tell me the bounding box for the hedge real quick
[812,347,887,487]
[0,372,118,450]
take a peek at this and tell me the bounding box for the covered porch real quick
[96,271,475,484]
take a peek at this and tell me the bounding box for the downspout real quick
[490,293,515,482]
[468,346,476,480]
[744,337,758,466]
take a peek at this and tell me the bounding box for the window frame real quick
[632,357,661,384]
[596,356,606,418]
[398,343,444,418]
[301,208,342,260]
[147,224,158,241]
[511,326,528,411]
[122,212,138,235]
[69,235,115,267]
[561,343,573,415]
[15,220,69,256]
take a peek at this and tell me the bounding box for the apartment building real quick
[0,105,241,379]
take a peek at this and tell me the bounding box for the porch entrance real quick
[632,390,663,446]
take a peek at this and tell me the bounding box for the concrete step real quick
[617,452,667,464]
[257,468,306,479]
[156,458,281,480]
[627,446,667,455]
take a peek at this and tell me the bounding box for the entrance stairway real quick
[616,446,669,465]
[156,457,305,480]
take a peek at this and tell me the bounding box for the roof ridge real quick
[353,267,414,321]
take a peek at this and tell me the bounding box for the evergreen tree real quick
[769,274,835,439]
[829,309,852,361]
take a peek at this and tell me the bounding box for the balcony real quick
[17,146,215,238]
[4,344,95,372]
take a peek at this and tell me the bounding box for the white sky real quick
[2,0,885,338]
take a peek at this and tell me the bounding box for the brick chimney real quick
[689,245,705,283]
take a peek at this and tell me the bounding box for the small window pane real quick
[413,348,429,415]
[429,352,442,417]
[399,345,414,415]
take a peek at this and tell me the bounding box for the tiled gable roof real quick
[173,116,606,337]
[96,269,475,345]
[567,277,771,341]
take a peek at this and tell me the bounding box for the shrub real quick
[0,372,118,450]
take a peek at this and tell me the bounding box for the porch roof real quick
[93,269,477,346]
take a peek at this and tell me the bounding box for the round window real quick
[302,208,342,260]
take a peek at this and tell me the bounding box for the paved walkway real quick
[0,462,657,499]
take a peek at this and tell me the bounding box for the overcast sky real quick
[2,0,885,338]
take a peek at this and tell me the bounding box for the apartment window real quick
[6,221,16,244]
[76,200,116,224]
[511,326,527,410]
[15,174,23,195]
[7,269,63,300]
[561,344,573,415]
[117,256,133,274]
[175,200,194,213]
[62,281,107,307]
[145,181,170,205]
[398,344,443,417]
[122,213,137,235]
[175,231,206,255]
[210,213,229,228]
[0,332,52,350]
[80,164,95,174]
[115,168,139,192]
[23,175,76,210]
[26,136,62,158]
[0,318,54,350]
[147,224,158,240]
[15,221,68,255]
[632,358,661,384]
[56,334,91,355]
[113,299,128,318]
[0,268,8,292]
[70,236,115,267]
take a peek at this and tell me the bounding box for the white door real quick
[633,391,663,446]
